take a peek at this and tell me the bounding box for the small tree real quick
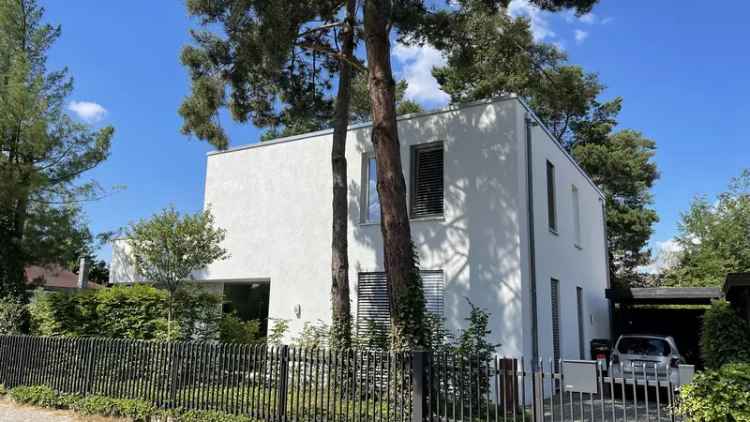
[127,207,228,339]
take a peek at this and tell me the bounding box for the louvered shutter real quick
[357,270,445,334]
[421,270,445,318]
[551,278,561,368]
[411,144,444,218]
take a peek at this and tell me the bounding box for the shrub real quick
[28,284,221,341]
[293,320,330,348]
[72,395,156,421]
[219,313,261,344]
[677,363,750,421]
[176,409,254,422]
[9,385,65,408]
[0,296,27,335]
[267,319,289,346]
[701,300,750,369]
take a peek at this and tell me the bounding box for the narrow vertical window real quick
[546,161,557,232]
[411,142,444,218]
[551,278,561,368]
[577,286,585,360]
[572,185,581,247]
[363,155,380,223]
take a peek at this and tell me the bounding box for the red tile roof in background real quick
[25,265,103,290]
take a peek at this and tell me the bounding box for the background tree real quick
[430,1,658,286]
[0,0,114,299]
[662,169,750,287]
[126,206,228,339]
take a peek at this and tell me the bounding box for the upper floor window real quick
[362,155,380,223]
[411,142,444,218]
[572,185,582,247]
[546,160,557,232]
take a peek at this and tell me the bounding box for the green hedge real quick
[27,284,222,341]
[701,300,750,369]
[7,385,256,422]
[677,363,750,421]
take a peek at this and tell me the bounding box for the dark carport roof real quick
[605,287,723,305]
[724,273,750,300]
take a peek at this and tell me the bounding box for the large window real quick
[572,185,581,247]
[410,142,444,218]
[551,278,561,367]
[546,160,557,232]
[362,155,380,223]
[356,270,444,333]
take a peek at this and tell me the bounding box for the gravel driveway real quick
[0,399,120,422]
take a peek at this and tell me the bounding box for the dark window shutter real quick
[411,144,444,218]
[546,161,557,231]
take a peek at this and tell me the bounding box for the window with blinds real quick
[356,270,445,333]
[547,161,557,232]
[410,143,444,218]
[551,278,561,367]
[577,286,585,359]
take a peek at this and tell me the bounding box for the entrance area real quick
[222,282,271,336]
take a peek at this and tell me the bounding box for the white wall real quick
[202,99,527,355]
[109,97,610,359]
[523,109,610,362]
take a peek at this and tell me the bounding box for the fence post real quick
[532,361,544,422]
[412,351,427,422]
[84,338,96,395]
[276,345,290,419]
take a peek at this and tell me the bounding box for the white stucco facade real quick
[111,97,610,360]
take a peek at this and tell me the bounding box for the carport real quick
[605,287,722,368]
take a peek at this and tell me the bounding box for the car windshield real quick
[617,337,671,357]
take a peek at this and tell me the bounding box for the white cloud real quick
[68,101,107,122]
[508,0,555,41]
[640,239,682,275]
[578,12,597,24]
[574,29,589,44]
[392,42,450,105]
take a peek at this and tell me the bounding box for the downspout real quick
[525,115,540,362]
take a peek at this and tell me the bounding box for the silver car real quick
[609,334,684,386]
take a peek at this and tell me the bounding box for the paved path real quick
[0,399,119,422]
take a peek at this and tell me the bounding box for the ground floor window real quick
[356,270,444,334]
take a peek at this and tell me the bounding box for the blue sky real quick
[41,1,749,264]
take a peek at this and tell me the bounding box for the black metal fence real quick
[0,335,685,421]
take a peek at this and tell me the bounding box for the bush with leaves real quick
[219,313,262,344]
[676,363,750,421]
[0,296,27,335]
[701,300,750,369]
[28,284,221,341]
[293,320,330,348]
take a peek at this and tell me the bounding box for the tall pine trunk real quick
[363,0,427,350]
[329,0,356,350]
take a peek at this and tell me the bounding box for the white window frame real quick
[361,153,380,224]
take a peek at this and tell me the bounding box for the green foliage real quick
[127,206,228,337]
[71,395,156,421]
[676,363,750,422]
[176,409,255,422]
[219,313,262,344]
[0,295,27,335]
[0,0,114,299]
[267,319,290,346]
[9,385,63,409]
[700,300,750,369]
[28,284,221,341]
[293,320,330,348]
[664,169,750,287]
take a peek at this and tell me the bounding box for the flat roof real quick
[606,287,723,305]
[724,272,750,300]
[205,95,605,199]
